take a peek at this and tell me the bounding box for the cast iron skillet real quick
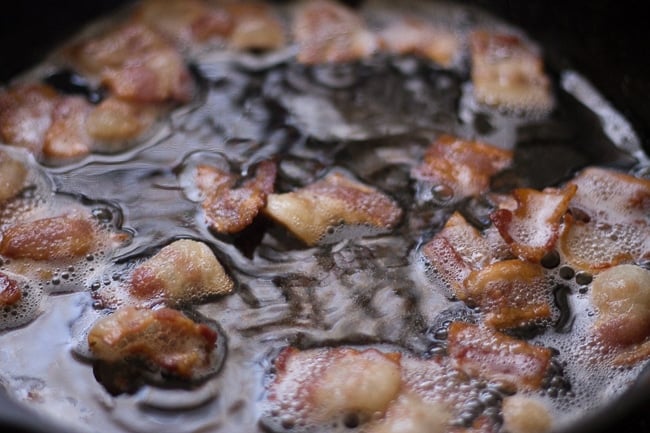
[0,1,648,433]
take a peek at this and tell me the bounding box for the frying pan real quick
[0,1,648,432]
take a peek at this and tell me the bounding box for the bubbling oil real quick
[0,1,648,433]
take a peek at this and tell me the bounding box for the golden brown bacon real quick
[411,135,513,201]
[491,185,576,262]
[70,22,194,103]
[379,17,460,67]
[87,306,217,378]
[293,0,377,64]
[269,347,402,423]
[422,212,511,296]
[0,272,21,307]
[198,160,277,234]
[134,0,232,46]
[223,2,286,51]
[0,215,98,261]
[470,30,553,112]
[130,239,234,304]
[447,322,552,390]
[43,96,93,159]
[464,260,552,329]
[0,84,58,155]
[559,167,650,271]
[0,150,27,203]
[264,172,403,245]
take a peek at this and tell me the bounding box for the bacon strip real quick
[0,84,58,155]
[130,239,234,304]
[264,172,402,245]
[0,215,97,261]
[199,160,277,234]
[88,306,217,378]
[447,322,552,390]
[70,22,194,103]
[269,347,402,423]
[380,17,460,67]
[559,167,650,271]
[292,0,378,64]
[491,185,576,262]
[43,96,93,159]
[224,2,286,52]
[464,260,552,329]
[470,30,553,112]
[412,135,512,202]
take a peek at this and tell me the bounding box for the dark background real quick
[0,1,649,433]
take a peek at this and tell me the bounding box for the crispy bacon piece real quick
[292,0,378,64]
[87,306,217,378]
[43,96,93,159]
[269,347,402,423]
[0,150,27,203]
[422,212,511,296]
[86,97,158,143]
[134,0,232,46]
[465,260,552,329]
[470,30,553,112]
[447,322,552,390]
[491,185,576,262]
[502,396,552,433]
[130,239,234,304]
[198,160,277,234]
[224,2,286,51]
[264,172,402,245]
[0,215,97,261]
[0,83,58,154]
[71,22,193,103]
[0,272,21,307]
[412,135,513,202]
[379,17,460,67]
[591,264,650,350]
[559,168,650,271]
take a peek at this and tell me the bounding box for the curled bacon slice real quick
[70,22,193,103]
[364,393,451,433]
[0,272,21,307]
[293,0,377,64]
[130,239,234,304]
[491,185,576,262]
[0,150,27,203]
[412,135,512,202]
[88,306,217,378]
[470,30,553,113]
[502,396,552,433]
[264,172,402,245]
[379,17,460,67]
[464,260,552,329]
[559,167,650,272]
[447,322,552,390]
[198,160,277,234]
[0,215,98,261]
[422,212,511,297]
